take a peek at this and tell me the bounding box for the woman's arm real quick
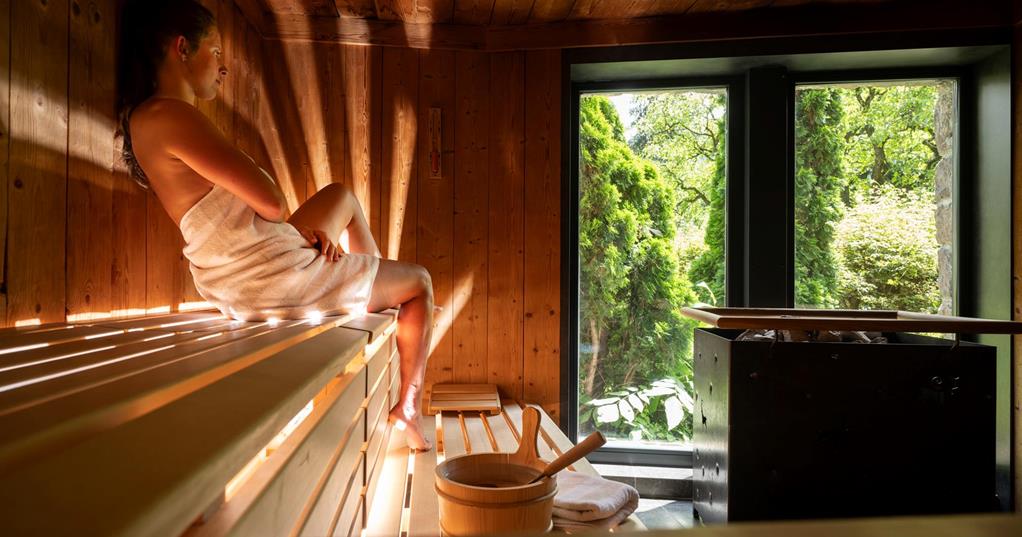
[149,100,288,222]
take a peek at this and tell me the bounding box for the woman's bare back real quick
[130,99,217,226]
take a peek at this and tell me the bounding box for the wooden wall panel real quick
[8,0,69,326]
[417,50,457,395]
[342,45,383,238]
[0,0,9,326]
[452,50,489,384]
[67,0,116,322]
[487,52,525,400]
[381,47,419,263]
[522,49,561,423]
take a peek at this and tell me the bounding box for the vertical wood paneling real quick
[8,0,69,325]
[418,50,456,395]
[523,49,561,423]
[487,52,525,400]
[257,38,309,208]
[381,47,419,263]
[67,0,116,321]
[453,50,489,384]
[0,0,10,326]
[216,0,236,140]
[146,192,185,312]
[342,45,381,231]
[110,147,147,317]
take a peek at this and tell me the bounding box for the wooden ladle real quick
[527,429,606,484]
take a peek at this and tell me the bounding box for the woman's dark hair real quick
[117,0,216,188]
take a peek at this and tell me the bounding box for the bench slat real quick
[407,415,441,537]
[440,411,468,458]
[463,411,495,453]
[0,324,137,350]
[486,412,518,452]
[342,311,398,343]
[365,423,410,537]
[94,311,225,331]
[186,364,367,537]
[296,409,365,537]
[0,320,352,472]
[0,326,367,537]
[0,327,198,372]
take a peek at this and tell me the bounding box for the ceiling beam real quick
[255,0,1011,50]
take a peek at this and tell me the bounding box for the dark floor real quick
[634,499,695,530]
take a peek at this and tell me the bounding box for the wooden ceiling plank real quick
[335,0,378,17]
[375,0,454,23]
[268,12,486,49]
[687,0,773,13]
[490,0,533,25]
[528,0,575,23]
[453,0,496,25]
[569,0,696,20]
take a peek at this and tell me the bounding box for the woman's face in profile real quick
[184,28,226,101]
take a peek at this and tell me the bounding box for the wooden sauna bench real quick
[363,401,646,535]
[0,308,403,537]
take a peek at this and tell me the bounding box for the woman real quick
[117,0,432,451]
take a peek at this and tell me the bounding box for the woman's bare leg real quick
[367,259,434,451]
[288,183,380,257]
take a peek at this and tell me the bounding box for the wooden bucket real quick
[434,407,556,535]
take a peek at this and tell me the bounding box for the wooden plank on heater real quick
[490,0,533,25]
[527,0,574,22]
[417,49,456,398]
[0,0,8,327]
[453,0,496,25]
[452,50,489,385]
[407,414,440,537]
[487,51,525,401]
[66,0,115,325]
[381,47,419,263]
[0,320,360,470]
[0,326,368,537]
[8,0,69,326]
[522,50,561,424]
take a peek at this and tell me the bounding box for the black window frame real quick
[563,47,996,470]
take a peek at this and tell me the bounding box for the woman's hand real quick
[290,223,341,261]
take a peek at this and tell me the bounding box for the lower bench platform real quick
[364,400,646,535]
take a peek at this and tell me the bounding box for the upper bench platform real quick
[0,309,400,537]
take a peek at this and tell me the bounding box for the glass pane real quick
[577,89,727,449]
[794,80,955,315]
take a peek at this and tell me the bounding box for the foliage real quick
[578,95,697,441]
[579,378,694,442]
[834,187,940,312]
[794,89,844,308]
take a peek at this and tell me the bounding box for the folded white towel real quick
[551,471,639,529]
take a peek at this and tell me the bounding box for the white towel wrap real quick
[178,183,380,321]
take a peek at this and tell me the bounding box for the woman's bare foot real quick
[389,402,432,452]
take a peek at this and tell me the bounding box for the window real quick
[794,80,957,314]
[576,88,728,452]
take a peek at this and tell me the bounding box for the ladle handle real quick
[531,431,606,483]
[511,406,542,466]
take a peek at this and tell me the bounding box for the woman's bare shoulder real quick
[131,98,210,136]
